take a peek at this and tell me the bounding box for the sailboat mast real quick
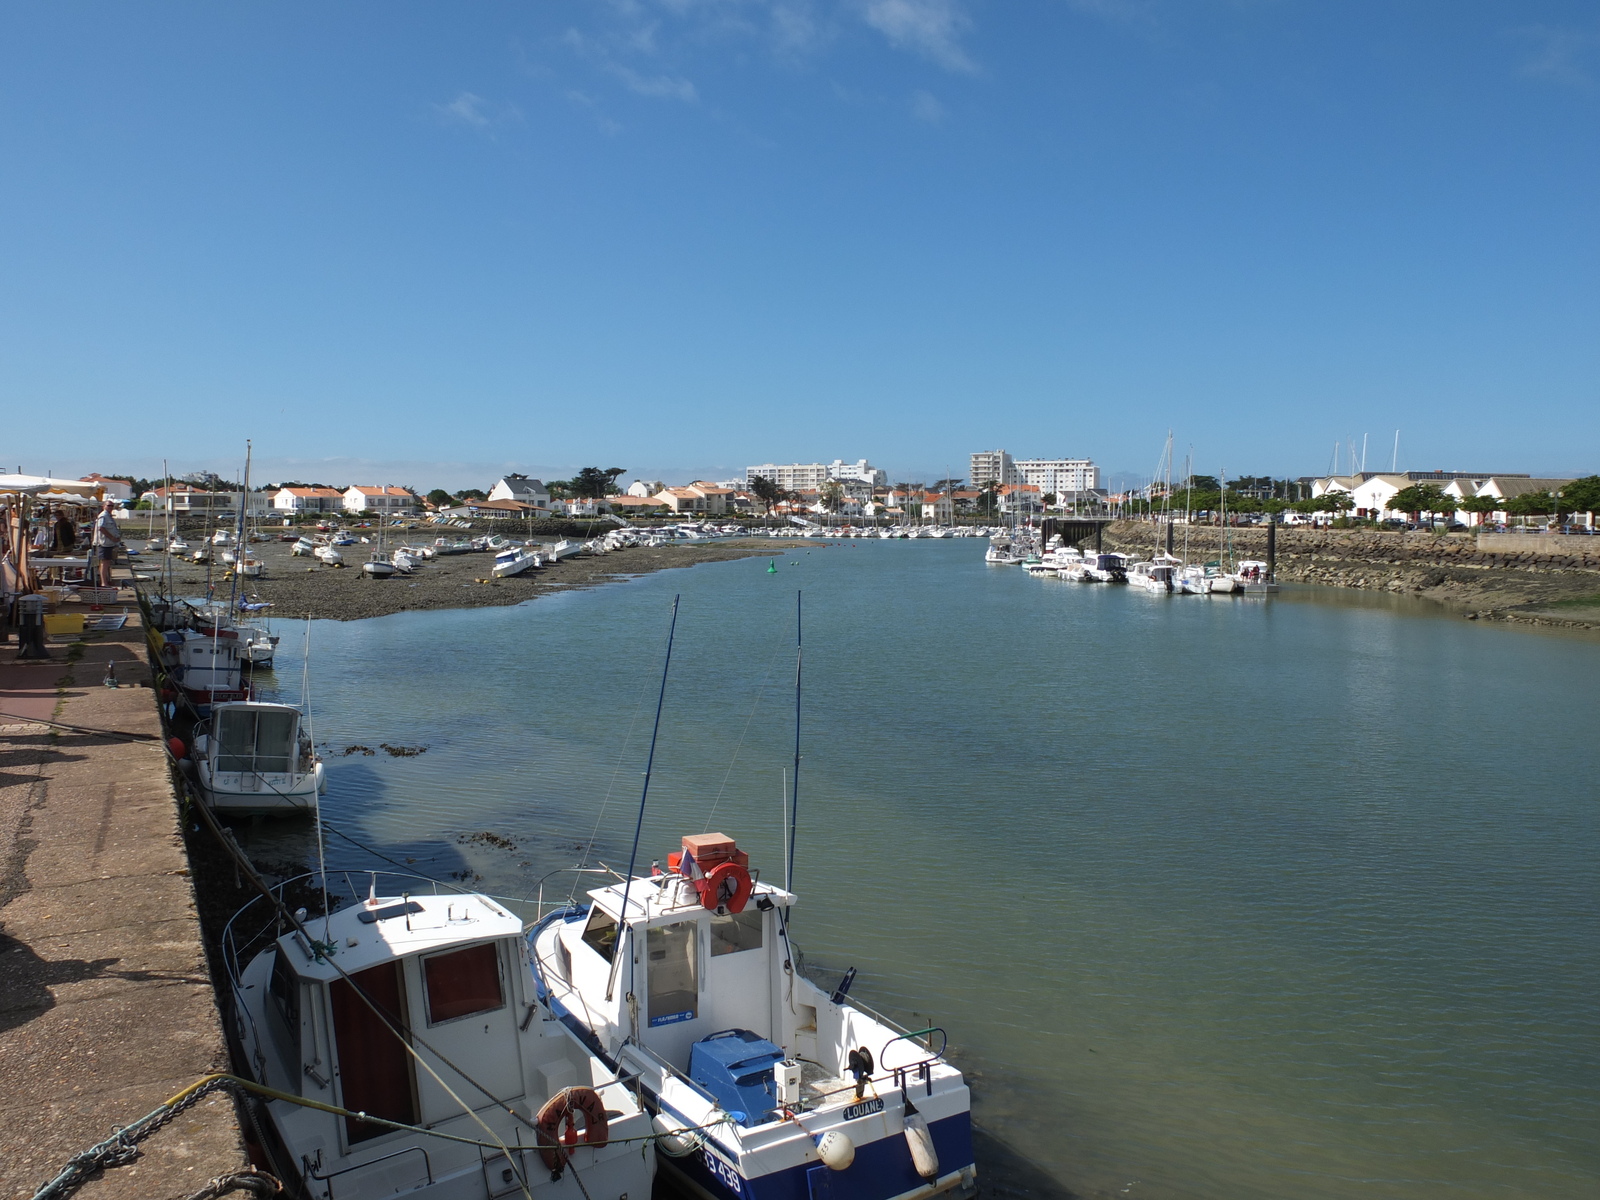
[788,591,802,896]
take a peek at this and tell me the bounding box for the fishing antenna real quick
[609,594,681,1002]
[787,590,802,895]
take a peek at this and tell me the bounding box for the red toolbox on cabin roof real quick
[671,833,748,876]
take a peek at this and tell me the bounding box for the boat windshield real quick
[216,709,298,774]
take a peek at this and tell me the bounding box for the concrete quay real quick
[0,591,247,1198]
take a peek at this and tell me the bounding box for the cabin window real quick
[580,908,618,963]
[423,943,504,1025]
[268,950,300,1032]
[647,922,699,1027]
[215,708,297,774]
[329,962,418,1143]
[710,909,763,956]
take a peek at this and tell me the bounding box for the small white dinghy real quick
[314,544,343,566]
[530,833,977,1200]
[492,546,541,577]
[226,872,658,1200]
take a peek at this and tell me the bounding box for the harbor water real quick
[245,540,1599,1200]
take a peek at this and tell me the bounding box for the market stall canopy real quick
[0,474,103,499]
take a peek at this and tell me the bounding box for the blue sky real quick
[3,1,1596,490]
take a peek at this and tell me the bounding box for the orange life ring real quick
[701,861,753,914]
[534,1086,609,1171]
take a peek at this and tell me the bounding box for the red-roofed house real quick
[342,485,418,515]
[273,486,344,513]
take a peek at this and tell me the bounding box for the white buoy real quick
[815,1130,855,1170]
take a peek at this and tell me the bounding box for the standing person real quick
[53,508,76,552]
[91,500,123,587]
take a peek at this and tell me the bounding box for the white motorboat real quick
[362,557,396,579]
[168,536,191,553]
[192,545,211,563]
[314,545,343,566]
[226,873,658,1200]
[391,549,423,573]
[492,546,541,577]
[237,552,264,578]
[291,536,317,557]
[531,834,976,1200]
[187,701,322,815]
[1079,552,1128,582]
[212,529,235,546]
[545,539,583,562]
[1230,559,1278,595]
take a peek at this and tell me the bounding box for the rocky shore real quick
[133,536,783,622]
[1102,521,1600,629]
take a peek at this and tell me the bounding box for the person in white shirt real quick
[91,501,123,587]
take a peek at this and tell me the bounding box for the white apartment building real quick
[272,486,344,513]
[1016,458,1101,495]
[969,450,1017,488]
[746,460,887,492]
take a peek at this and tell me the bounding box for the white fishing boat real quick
[212,529,236,546]
[545,539,583,562]
[157,624,250,713]
[530,834,976,1200]
[192,544,211,563]
[237,552,265,578]
[362,557,396,579]
[169,536,191,553]
[291,536,318,557]
[187,701,323,815]
[391,548,423,574]
[314,545,344,566]
[492,546,541,578]
[431,537,474,555]
[226,872,658,1200]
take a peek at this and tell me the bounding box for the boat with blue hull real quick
[528,835,977,1200]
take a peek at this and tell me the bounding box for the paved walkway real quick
[0,589,247,1198]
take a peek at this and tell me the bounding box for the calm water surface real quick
[246,541,1599,1200]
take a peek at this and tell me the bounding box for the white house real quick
[997,484,1043,514]
[487,474,550,509]
[627,480,666,498]
[80,474,134,501]
[920,492,955,523]
[140,487,268,517]
[653,484,730,515]
[437,498,548,520]
[272,486,344,514]
[342,485,418,515]
[1476,477,1574,524]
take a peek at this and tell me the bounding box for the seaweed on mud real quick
[379,743,427,757]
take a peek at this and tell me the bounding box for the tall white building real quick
[969,450,1017,488]
[1016,458,1100,496]
[746,460,887,491]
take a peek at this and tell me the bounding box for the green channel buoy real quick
[767,560,777,573]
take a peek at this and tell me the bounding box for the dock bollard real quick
[15,594,49,660]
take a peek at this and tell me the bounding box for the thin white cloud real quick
[609,63,700,102]
[860,0,976,73]
[436,91,492,128]
[909,88,945,123]
[1513,25,1597,90]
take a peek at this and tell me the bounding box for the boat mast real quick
[229,441,250,615]
[610,594,681,1002]
[787,590,802,896]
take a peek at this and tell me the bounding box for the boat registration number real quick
[843,1097,885,1121]
[703,1147,744,1197]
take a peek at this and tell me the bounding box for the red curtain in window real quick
[330,962,417,1143]
[424,943,503,1024]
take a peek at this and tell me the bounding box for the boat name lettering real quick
[649,1009,697,1027]
[843,1097,884,1121]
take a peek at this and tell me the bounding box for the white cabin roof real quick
[278,891,521,981]
[588,876,793,928]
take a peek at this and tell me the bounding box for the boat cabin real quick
[194,701,321,815]
[229,880,653,1200]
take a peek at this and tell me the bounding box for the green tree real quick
[426,488,453,509]
[569,467,627,499]
[457,487,487,501]
[819,480,845,513]
[1041,492,1057,509]
[1316,492,1355,514]
[1559,475,1600,517]
[1503,490,1557,518]
[748,474,782,515]
[1387,484,1449,519]
[1457,495,1499,525]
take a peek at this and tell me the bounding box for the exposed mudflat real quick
[131,536,784,621]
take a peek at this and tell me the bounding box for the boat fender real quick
[167,737,187,760]
[534,1086,609,1172]
[650,1113,699,1158]
[815,1129,855,1171]
[700,860,753,914]
[902,1093,939,1179]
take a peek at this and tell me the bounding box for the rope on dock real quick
[29,1076,277,1200]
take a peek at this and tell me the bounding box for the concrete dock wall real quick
[0,604,247,1197]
